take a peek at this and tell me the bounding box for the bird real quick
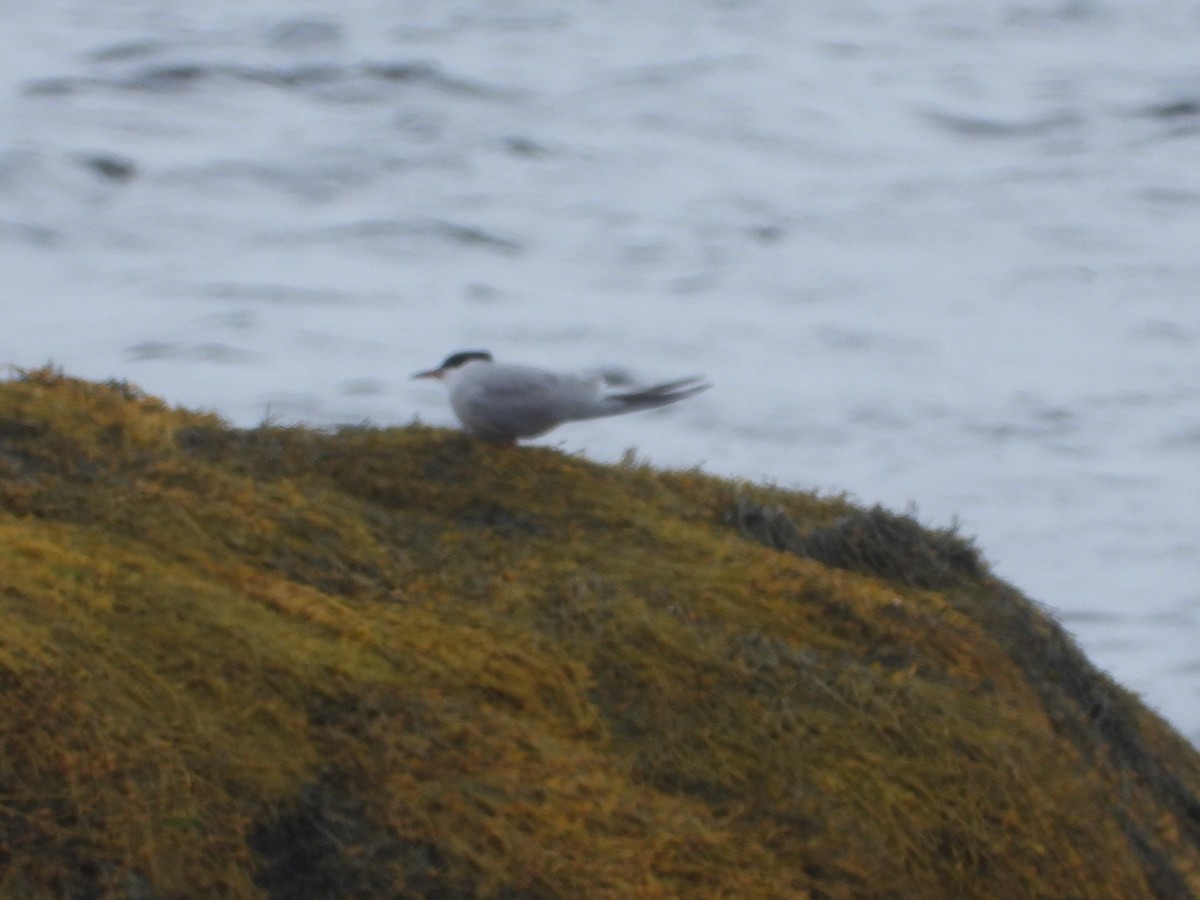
[413,350,710,443]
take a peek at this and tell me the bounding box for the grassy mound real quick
[2,368,1200,899]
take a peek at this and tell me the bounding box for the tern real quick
[413,350,710,443]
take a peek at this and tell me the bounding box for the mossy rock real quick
[2,368,1199,899]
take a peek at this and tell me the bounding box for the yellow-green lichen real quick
[1,368,1199,898]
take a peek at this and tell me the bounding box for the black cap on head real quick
[440,350,493,369]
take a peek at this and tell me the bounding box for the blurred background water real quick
[3,0,1199,740]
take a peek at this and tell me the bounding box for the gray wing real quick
[451,365,602,440]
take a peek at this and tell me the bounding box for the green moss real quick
[2,368,1200,898]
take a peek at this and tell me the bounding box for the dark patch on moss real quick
[729,500,987,590]
[725,496,803,552]
[1124,820,1196,900]
[458,502,547,537]
[250,784,467,900]
[0,417,48,442]
[175,424,328,481]
[100,378,149,401]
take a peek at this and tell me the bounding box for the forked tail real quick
[592,376,711,418]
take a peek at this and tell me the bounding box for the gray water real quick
[3,0,1199,739]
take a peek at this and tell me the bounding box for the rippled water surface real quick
[3,0,1199,739]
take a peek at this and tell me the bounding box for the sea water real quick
[3,0,1199,740]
